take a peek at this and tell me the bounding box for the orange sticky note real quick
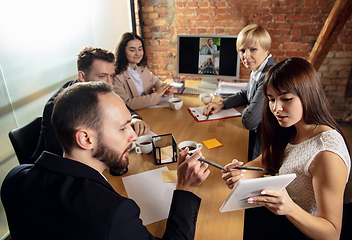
[203,138,222,149]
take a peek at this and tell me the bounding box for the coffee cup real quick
[168,98,183,110]
[178,141,203,155]
[135,135,153,154]
[199,93,214,104]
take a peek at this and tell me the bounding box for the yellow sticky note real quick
[163,170,177,183]
[203,138,222,149]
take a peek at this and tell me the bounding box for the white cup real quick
[199,93,214,104]
[135,135,153,154]
[178,141,203,155]
[168,98,183,110]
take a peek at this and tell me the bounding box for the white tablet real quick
[220,174,296,212]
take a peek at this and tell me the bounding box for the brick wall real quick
[139,0,352,121]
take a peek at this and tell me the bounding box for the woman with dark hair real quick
[113,32,173,110]
[222,58,350,240]
[200,58,216,75]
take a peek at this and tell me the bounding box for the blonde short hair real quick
[236,24,272,52]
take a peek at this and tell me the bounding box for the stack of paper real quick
[188,106,241,122]
[122,167,176,225]
[215,81,247,96]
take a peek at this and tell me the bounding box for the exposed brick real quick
[154,19,167,26]
[270,8,294,14]
[186,2,198,8]
[160,40,169,46]
[149,13,158,19]
[336,52,352,58]
[198,15,209,21]
[285,51,307,57]
[149,40,159,46]
[290,29,302,36]
[215,28,225,34]
[274,15,286,21]
[305,0,317,7]
[188,15,198,21]
[143,33,152,39]
[176,2,186,8]
[215,2,227,8]
[142,6,154,12]
[155,7,167,12]
[216,15,234,21]
[277,0,301,7]
[272,36,291,42]
[295,7,322,14]
[140,0,351,120]
[286,15,311,22]
[143,20,152,26]
[175,8,194,14]
[198,2,208,8]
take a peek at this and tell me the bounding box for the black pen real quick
[198,157,226,171]
[197,157,264,171]
[234,166,264,171]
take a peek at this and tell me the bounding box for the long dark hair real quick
[261,57,345,172]
[114,32,147,74]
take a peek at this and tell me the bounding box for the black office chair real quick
[8,116,42,164]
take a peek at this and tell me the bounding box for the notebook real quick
[188,106,241,122]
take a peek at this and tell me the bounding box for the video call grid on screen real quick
[177,35,240,80]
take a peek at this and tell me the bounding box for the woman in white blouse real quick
[113,32,173,110]
[222,58,350,240]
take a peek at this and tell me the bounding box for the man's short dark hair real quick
[52,81,113,154]
[77,47,115,75]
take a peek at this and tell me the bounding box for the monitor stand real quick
[197,77,218,89]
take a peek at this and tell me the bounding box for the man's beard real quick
[94,137,132,171]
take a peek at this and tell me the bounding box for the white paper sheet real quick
[148,95,173,108]
[216,81,247,95]
[122,167,176,225]
[189,106,241,122]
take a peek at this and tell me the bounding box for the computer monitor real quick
[177,35,240,89]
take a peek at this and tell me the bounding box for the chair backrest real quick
[8,116,42,164]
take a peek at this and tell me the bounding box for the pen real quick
[234,166,264,171]
[198,157,226,171]
[206,109,213,120]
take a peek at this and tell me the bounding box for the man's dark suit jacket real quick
[221,56,276,161]
[1,152,201,240]
[30,79,142,163]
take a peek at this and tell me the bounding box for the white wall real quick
[0,0,132,238]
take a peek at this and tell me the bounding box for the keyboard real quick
[182,87,216,95]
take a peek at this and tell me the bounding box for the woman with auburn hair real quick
[113,32,173,110]
[222,58,350,240]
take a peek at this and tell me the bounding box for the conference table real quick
[104,80,249,240]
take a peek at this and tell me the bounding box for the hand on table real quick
[156,83,172,97]
[247,188,296,216]
[176,149,210,192]
[131,119,150,136]
[203,102,224,116]
[221,159,246,189]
